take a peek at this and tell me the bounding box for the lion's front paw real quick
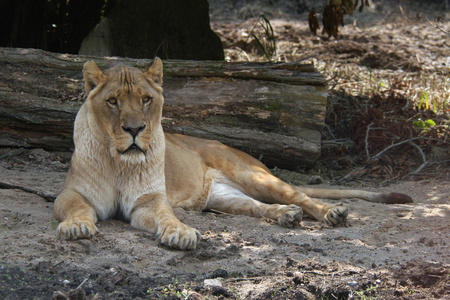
[157,221,201,250]
[277,204,303,228]
[56,217,98,240]
[323,204,349,226]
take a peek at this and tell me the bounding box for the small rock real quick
[347,281,358,286]
[187,291,203,300]
[286,257,297,268]
[307,175,323,185]
[120,257,129,264]
[211,268,228,278]
[300,243,312,251]
[67,288,86,300]
[270,234,287,244]
[204,278,222,288]
[52,291,68,300]
[293,276,304,285]
[210,286,232,297]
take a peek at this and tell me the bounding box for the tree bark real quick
[0,47,327,169]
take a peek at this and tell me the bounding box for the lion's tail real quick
[297,187,413,204]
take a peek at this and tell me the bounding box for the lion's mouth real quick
[120,143,145,155]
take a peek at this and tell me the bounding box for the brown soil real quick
[1,1,449,299]
[1,149,449,299]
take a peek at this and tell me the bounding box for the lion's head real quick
[81,58,164,163]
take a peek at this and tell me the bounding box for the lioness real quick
[54,58,412,250]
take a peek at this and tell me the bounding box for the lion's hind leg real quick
[204,180,303,228]
[237,170,349,226]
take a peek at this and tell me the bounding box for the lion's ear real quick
[83,61,105,94]
[144,57,163,86]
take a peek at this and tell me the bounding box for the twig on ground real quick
[424,15,450,35]
[371,136,447,161]
[324,124,337,139]
[365,122,374,160]
[0,180,56,201]
[336,167,368,183]
[409,142,429,174]
[0,148,26,160]
[77,277,89,289]
[273,51,320,67]
[403,159,450,179]
[54,260,64,267]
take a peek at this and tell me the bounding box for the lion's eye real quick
[142,96,153,105]
[107,98,118,106]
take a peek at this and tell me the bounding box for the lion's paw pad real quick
[278,204,303,228]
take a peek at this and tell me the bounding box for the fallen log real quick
[0,47,327,169]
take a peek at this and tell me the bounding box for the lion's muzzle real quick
[118,123,148,155]
[121,143,146,155]
[122,124,146,138]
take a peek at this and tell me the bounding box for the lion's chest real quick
[111,167,165,220]
[93,179,163,221]
[73,129,166,221]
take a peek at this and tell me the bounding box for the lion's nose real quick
[122,124,146,138]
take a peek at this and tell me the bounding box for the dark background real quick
[0,0,224,60]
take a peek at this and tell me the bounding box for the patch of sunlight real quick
[414,205,450,218]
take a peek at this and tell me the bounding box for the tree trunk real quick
[0,47,327,170]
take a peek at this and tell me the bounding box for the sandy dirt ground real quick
[0,148,448,299]
[1,1,449,299]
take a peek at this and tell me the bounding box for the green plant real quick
[413,118,436,130]
[417,91,444,114]
[175,290,185,298]
[354,284,378,300]
[418,91,429,110]
[250,15,276,61]
[436,97,449,114]
[317,168,323,177]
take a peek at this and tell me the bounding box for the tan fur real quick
[54,58,412,250]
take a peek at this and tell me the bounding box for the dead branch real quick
[371,136,448,160]
[409,142,429,175]
[425,15,450,35]
[365,122,374,160]
[336,167,368,183]
[0,180,56,201]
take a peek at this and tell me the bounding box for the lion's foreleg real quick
[53,189,99,240]
[130,193,201,250]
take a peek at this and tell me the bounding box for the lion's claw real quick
[157,222,201,250]
[277,204,303,228]
[57,217,98,240]
[323,204,349,226]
